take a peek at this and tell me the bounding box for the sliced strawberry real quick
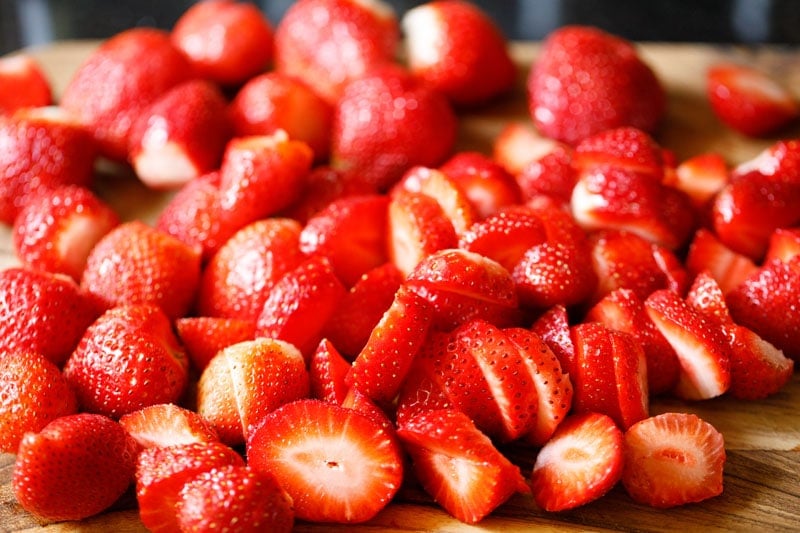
[0,54,52,114]
[196,338,310,446]
[764,227,800,264]
[644,289,731,400]
[340,387,396,436]
[707,62,799,137]
[309,338,351,404]
[574,126,665,179]
[439,151,522,218]
[280,165,376,224]
[622,412,725,508]
[175,316,256,372]
[685,228,759,294]
[492,121,561,176]
[247,398,404,524]
[394,354,454,426]
[255,255,348,359]
[668,152,729,210]
[396,408,529,524]
[119,403,219,449]
[346,287,432,406]
[685,270,733,325]
[515,145,577,206]
[725,324,794,400]
[530,412,623,512]
[530,304,577,381]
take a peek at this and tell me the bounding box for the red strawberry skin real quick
[0,54,52,114]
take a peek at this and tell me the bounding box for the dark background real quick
[3,0,800,56]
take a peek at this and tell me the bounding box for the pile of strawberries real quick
[1,0,798,530]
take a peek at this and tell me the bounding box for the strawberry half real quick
[247,398,404,524]
[119,403,220,449]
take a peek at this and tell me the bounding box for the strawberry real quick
[503,327,574,446]
[515,144,577,207]
[387,189,458,277]
[60,28,194,161]
[247,398,404,524]
[255,255,348,358]
[0,54,52,114]
[230,71,334,161]
[196,338,309,446]
[439,151,523,218]
[196,217,304,321]
[401,0,515,107]
[764,227,800,264]
[528,25,666,145]
[280,165,376,224]
[13,413,139,521]
[176,465,294,533]
[0,351,78,453]
[396,408,529,524]
[0,106,97,224]
[171,0,274,86]
[622,412,725,508]
[309,338,351,404]
[346,287,433,406]
[574,126,665,179]
[175,316,256,371]
[685,228,758,294]
[530,304,577,381]
[340,387,396,435]
[331,65,458,191]
[63,304,189,418]
[12,185,120,281]
[726,257,800,360]
[0,267,100,366]
[299,194,389,287]
[321,262,403,358]
[491,121,561,176]
[395,353,454,425]
[685,270,733,325]
[569,322,649,429]
[668,152,729,211]
[530,412,624,512]
[128,79,232,189]
[135,441,245,533]
[645,289,731,400]
[725,323,794,400]
[80,220,201,320]
[119,403,220,449]
[707,63,799,137]
[273,0,400,104]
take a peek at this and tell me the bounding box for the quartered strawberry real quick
[707,63,799,137]
[230,71,334,161]
[196,338,310,446]
[309,338,351,404]
[346,287,433,406]
[13,413,139,522]
[515,144,576,207]
[175,316,256,372]
[196,217,304,321]
[0,351,78,453]
[530,412,623,512]
[247,398,404,524]
[128,79,232,189]
[402,0,515,107]
[439,151,523,219]
[256,255,348,358]
[171,0,274,87]
[273,0,400,104]
[331,65,458,191]
[396,408,529,524]
[119,403,219,449]
[299,194,389,287]
[0,54,51,114]
[0,267,100,366]
[321,262,403,358]
[60,28,194,161]
[645,289,732,400]
[176,465,294,533]
[0,106,97,224]
[764,227,800,264]
[12,185,120,281]
[63,304,189,418]
[135,441,245,533]
[81,220,201,320]
[685,228,758,294]
[492,121,561,176]
[527,25,665,145]
[622,412,725,508]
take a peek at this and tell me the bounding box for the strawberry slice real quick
[247,398,404,524]
[574,126,665,179]
[707,63,799,137]
[492,121,561,176]
[668,152,729,210]
[685,228,758,294]
[529,412,624,512]
[395,165,478,236]
[530,304,577,380]
[622,412,725,508]
[439,151,522,218]
[396,408,529,524]
[685,270,733,325]
[119,403,219,449]
[725,324,794,400]
[309,339,351,404]
[644,289,731,400]
[175,316,256,372]
[0,54,52,114]
[394,354,454,426]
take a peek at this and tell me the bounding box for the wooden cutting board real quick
[1,40,799,532]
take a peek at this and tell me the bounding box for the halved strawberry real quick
[119,403,219,449]
[0,54,52,114]
[530,412,624,512]
[247,398,404,524]
[309,338,351,404]
[396,408,529,524]
[439,151,522,218]
[707,63,799,137]
[175,316,256,372]
[685,228,758,294]
[492,121,561,176]
[622,412,725,508]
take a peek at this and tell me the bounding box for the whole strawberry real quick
[528,25,666,145]
[12,413,139,521]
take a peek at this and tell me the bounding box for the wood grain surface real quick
[1,40,799,532]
